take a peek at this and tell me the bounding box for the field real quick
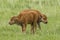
[0,0,60,40]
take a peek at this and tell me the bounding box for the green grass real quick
[0,0,60,40]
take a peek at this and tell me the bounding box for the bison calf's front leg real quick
[38,23,41,30]
[22,24,26,33]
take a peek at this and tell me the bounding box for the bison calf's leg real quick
[31,25,34,34]
[31,23,37,34]
[34,23,37,33]
[38,23,41,30]
[31,23,35,34]
[22,24,26,33]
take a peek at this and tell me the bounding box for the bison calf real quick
[9,9,48,34]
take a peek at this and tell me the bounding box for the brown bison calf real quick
[9,9,48,34]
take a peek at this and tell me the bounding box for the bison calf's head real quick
[9,16,18,25]
[41,14,48,24]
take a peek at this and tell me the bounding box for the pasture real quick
[0,0,60,40]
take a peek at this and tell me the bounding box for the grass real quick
[0,0,60,40]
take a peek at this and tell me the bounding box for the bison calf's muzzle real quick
[9,22,13,25]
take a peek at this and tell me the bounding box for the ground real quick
[0,0,60,40]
